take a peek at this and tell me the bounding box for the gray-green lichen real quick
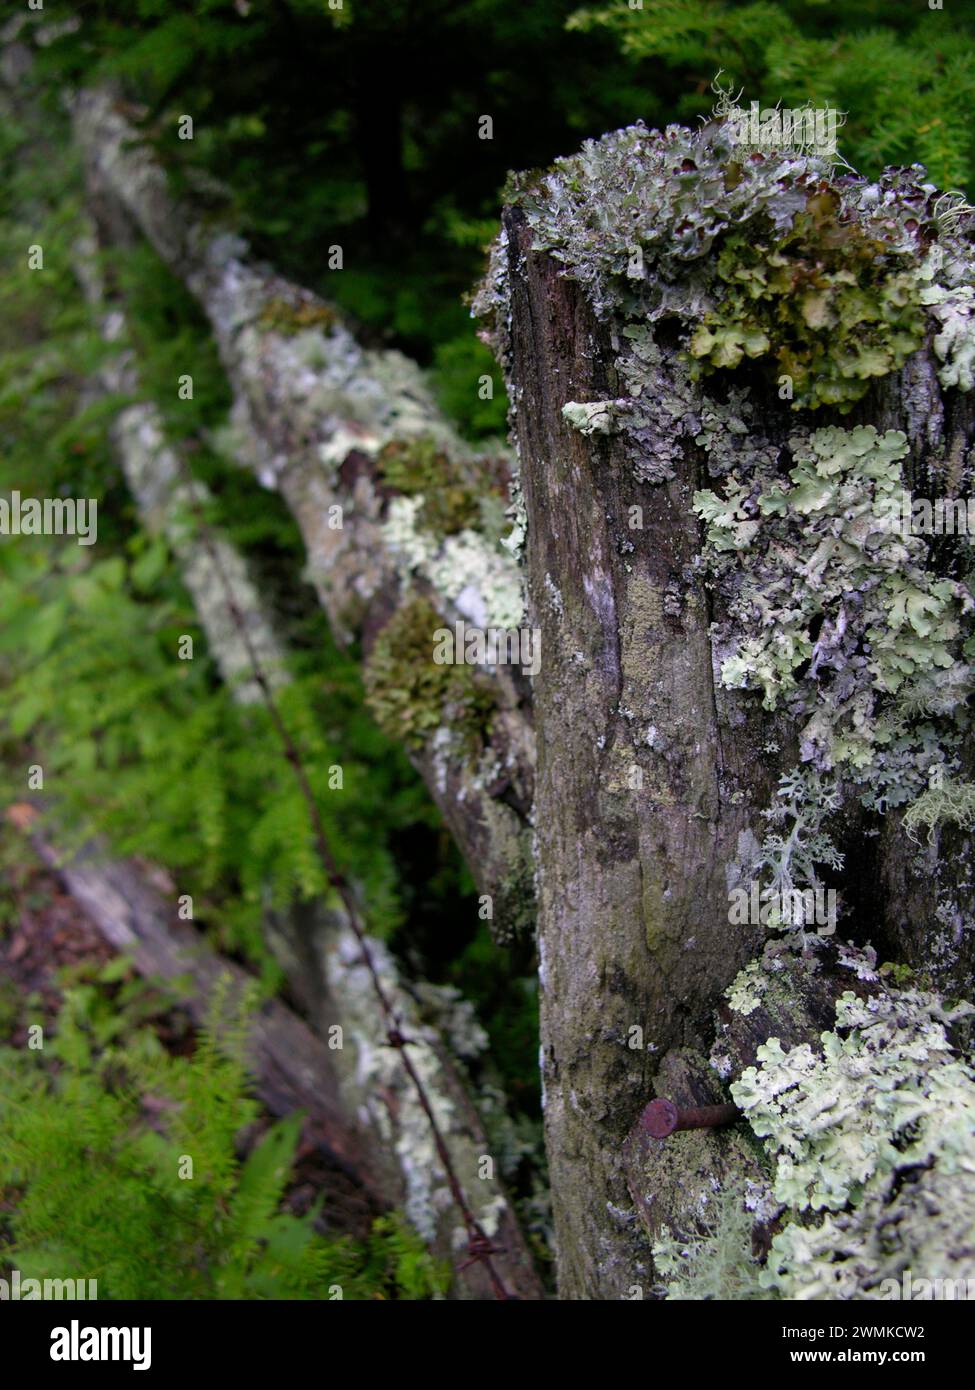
[98,317,287,705]
[484,119,975,489]
[324,923,510,1249]
[652,1184,774,1301]
[904,771,975,845]
[382,498,525,631]
[696,419,975,934]
[729,974,975,1299]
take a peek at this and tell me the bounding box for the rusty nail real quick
[640,1097,740,1139]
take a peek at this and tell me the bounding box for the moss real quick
[257,296,337,335]
[363,595,496,753]
[377,436,481,537]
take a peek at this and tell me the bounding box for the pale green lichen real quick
[382,498,525,631]
[904,773,975,845]
[652,1185,773,1300]
[695,423,974,860]
[918,242,975,392]
[726,960,767,1016]
[731,984,975,1298]
[561,399,622,435]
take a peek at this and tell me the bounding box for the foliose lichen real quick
[686,188,926,411]
[730,979,975,1298]
[694,418,975,931]
[494,118,975,488]
[699,423,972,767]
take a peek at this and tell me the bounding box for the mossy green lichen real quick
[363,595,496,753]
[688,189,926,411]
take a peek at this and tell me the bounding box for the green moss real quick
[257,297,337,335]
[688,189,926,411]
[363,596,496,753]
[377,437,482,538]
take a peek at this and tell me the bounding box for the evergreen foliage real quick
[569,1,975,190]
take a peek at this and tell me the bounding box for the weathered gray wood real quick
[498,171,975,1295]
[70,86,535,938]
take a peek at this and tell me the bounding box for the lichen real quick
[695,420,974,927]
[382,500,525,631]
[918,241,975,392]
[488,119,975,493]
[739,768,846,935]
[726,960,768,1016]
[652,1185,773,1300]
[324,924,508,1249]
[904,774,975,845]
[731,982,975,1298]
[687,189,926,411]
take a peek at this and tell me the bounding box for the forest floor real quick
[0,806,374,1239]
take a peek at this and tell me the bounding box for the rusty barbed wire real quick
[175,463,513,1301]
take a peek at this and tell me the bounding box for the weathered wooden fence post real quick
[484,120,975,1297]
